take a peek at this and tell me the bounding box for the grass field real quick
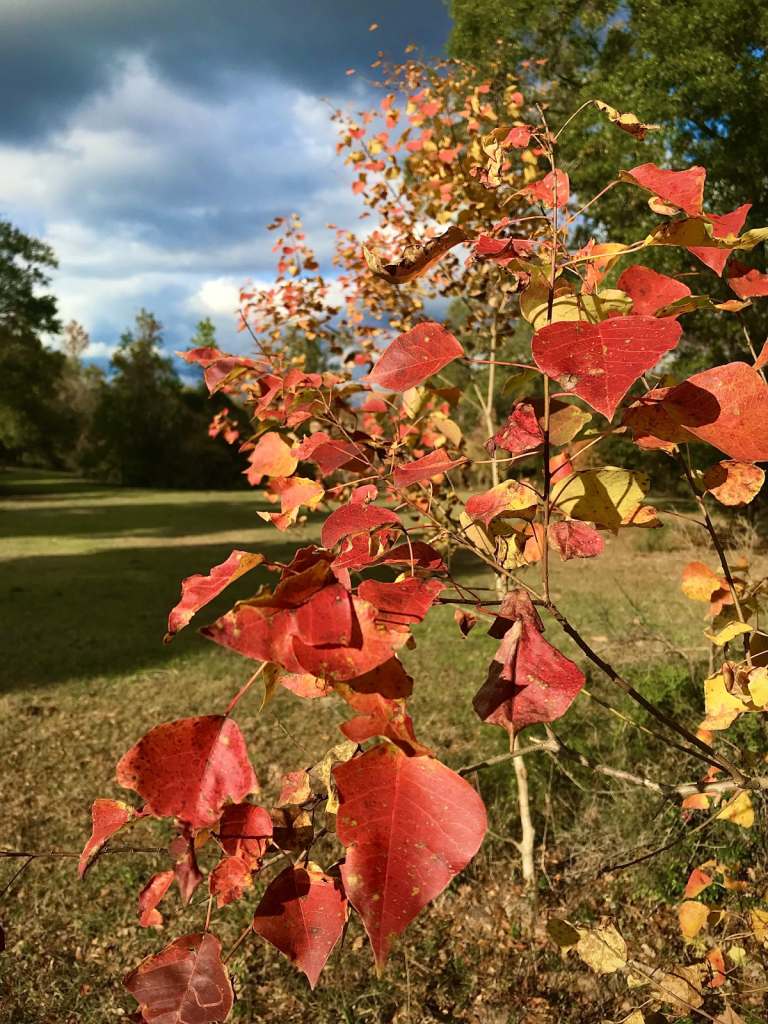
[1,468,766,1024]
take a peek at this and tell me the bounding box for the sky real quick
[0,0,454,367]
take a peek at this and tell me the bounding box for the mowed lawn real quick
[0,468,754,1024]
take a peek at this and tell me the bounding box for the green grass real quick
[1,468,766,1024]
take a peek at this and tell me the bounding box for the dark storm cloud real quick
[1,0,452,143]
[0,0,453,361]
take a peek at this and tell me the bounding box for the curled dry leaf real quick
[252,866,347,988]
[704,621,753,647]
[335,742,486,972]
[364,226,467,285]
[703,460,765,507]
[594,100,660,140]
[116,716,259,829]
[123,932,233,1024]
[454,608,479,638]
[473,590,585,736]
[656,964,704,1017]
[361,322,464,392]
[575,922,627,974]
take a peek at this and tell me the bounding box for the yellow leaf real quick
[576,923,626,974]
[430,411,462,446]
[555,467,649,533]
[727,946,745,963]
[717,791,754,828]
[595,100,661,140]
[525,288,633,331]
[681,561,722,602]
[258,663,281,714]
[700,673,748,731]
[679,900,709,940]
[546,918,582,955]
[750,908,768,943]
[620,502,663,528]
[704,622,753,646]
[309,740,357,815]
[748,667,768,708]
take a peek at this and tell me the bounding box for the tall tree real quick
[449,0,768,372]
[0,220,75,465]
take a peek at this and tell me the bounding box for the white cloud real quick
[0,52,364,359]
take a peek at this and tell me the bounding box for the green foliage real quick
[449,0,768,364]
[77,312,247,489]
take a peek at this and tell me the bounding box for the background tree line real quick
[0,219,247,488]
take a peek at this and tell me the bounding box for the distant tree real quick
[0,220,76,465]
[78,312,248,488]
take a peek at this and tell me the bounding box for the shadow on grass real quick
[1,536,309,691]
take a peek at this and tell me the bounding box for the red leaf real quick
[375,541,446,571]
[684,867,713,899]
[486,402,544,455]
[209,856,253,908]
[243,432,298,486]
[465,480,538,529]
[178,346,226,367]
[473,590,585,736]
[123,932,233,1024]
[357,577,445,627]
[165,551,264,641]
[337,688,433,756]
[321,504,402,549]
[470,235,535,266]
[217,803,272,870]
[79,799,144,878]
[337,657,413,699]
[688,204,751,275]
[662,362,768,462]
[252,866,347,988]
[622,163,706,218]
[727,258,768,300]
[292,596,410,682]
[138,871,174,927]
[361,322,464,391]
[525,170,569,209]
[454,608,479,637]
[504,125,532,148]
[335,743,486,972]
[617,266,692,317]
[117,717,258,829]
[393,449,468,488]
[269,475,324,516]
[532,316,683,419]
[169,832,203,907]
[622,386,697,447]
[547,521,605,561]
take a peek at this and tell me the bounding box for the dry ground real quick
[1,470,766,1024]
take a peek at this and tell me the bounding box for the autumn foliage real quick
[19,55,768,1022]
